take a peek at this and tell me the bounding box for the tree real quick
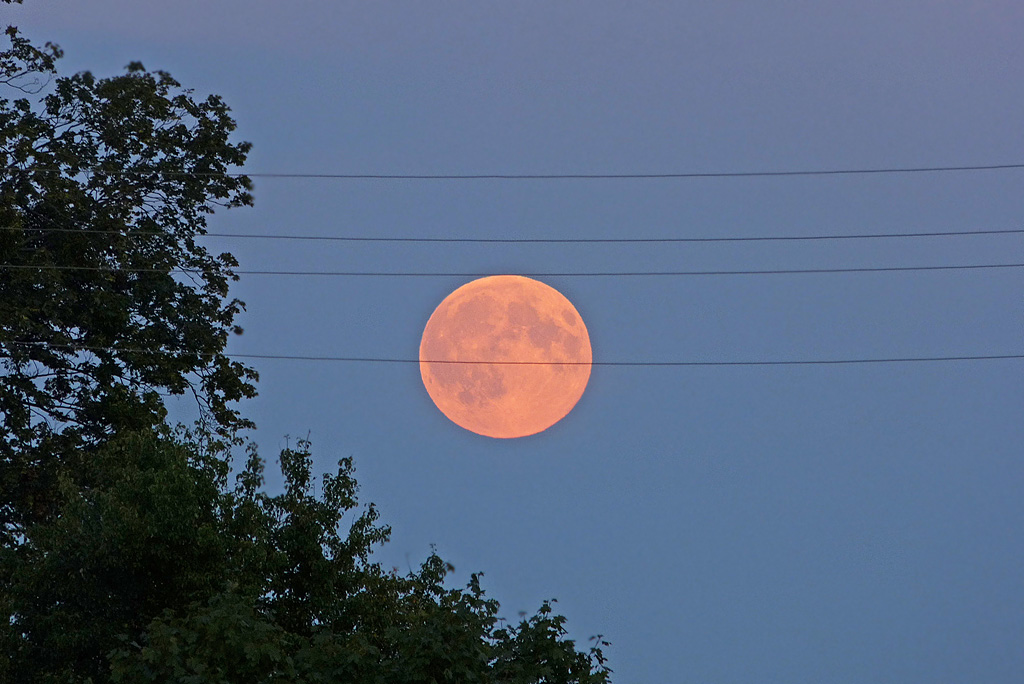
[1,431,231,681]
[0,14,613,682]
[0,18,257,541]
[2,432,612,683]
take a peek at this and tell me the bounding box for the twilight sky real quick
[8,2,1023,682]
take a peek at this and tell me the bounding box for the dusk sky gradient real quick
[8,2,1023,682]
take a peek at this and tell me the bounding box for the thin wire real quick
[4,341,1021,366]
[4,225,1023,244]
[2,263,1022,277]
[8,162,1024,179]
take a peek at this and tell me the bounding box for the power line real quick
[7,162,1024,180]
[210,353,1024,367]
[4,341,1021,367]
[2,263,1022,277]
[4,225,1024,244]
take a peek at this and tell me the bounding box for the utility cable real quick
[7,162,1024,180]
[4,225,1023,244]
[3,341,1021,367]
[2,263,1022,277]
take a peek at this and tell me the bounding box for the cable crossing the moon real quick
[4,342,1023,367]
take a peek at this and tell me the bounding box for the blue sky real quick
[9,2,1023,682]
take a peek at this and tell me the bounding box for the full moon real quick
[419,275,592,439]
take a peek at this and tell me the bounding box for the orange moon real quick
[419,275,592,439]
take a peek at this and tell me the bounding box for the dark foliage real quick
[0,17,612,683]
[2,433,611,683]
[0,24,257,541]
